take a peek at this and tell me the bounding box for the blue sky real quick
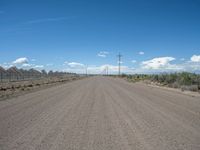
[0,0,200,74]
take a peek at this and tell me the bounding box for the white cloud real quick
[138,54,200,73]
[25,17,70,24]
[62,64,134,74]
[68,62,85,68]
[184,63,200,71]
[87,64,134,74]
[97,51,109,58]
[34,65,44,68]
[22,64,32,67]
[117,61,123,64]
[13,57,28,64]
[1,64,13,69]
[21,63,44,69]
[62,68,85,74]
[62,54,200,74]
[131,60,137,63]
[63,61,68,65]
[31,59,36,62]
[63,61,85,73]
[142,57,176,70]
[191,55,200,62]
[138,51,144,55]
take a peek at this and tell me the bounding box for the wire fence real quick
[0,72,43,82]
[0,67,77,83]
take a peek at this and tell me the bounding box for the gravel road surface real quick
[0,77,200,150]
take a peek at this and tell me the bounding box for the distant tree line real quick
[122,72,200,92]
[0,66,76,82]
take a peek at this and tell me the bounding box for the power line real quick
[117,53,122,76]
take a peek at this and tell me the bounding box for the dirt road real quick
[0,77,200,150]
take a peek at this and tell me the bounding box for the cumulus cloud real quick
[139,55,200,73]
[1,64,13,69]
[62,61,86,73]
[68,62,85,68]
[21,63,44,69]
[22,64,32,67]
[138,51,144,55]
[13,57,28,64]
[34,65,44,68]
[191,55,200,62]
[142,57,176,70]
[183,63,200,71]
[97,51,109,58]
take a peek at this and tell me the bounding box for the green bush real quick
[125,72,200,92]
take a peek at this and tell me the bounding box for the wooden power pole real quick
[117,53,122,76]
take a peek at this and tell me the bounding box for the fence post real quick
[9,72,11,82]
[0,72,2,82]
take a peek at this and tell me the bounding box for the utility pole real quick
[85,65,88,76]
[105,66,108,76]
[117,53,122,76]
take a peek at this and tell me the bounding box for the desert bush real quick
[181,85,198,92]
[125,72,200,92]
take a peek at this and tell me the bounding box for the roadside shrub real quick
[188,85,199,92]
[181,85,198,92]
[125,72,200,92]
[170,82,179,88]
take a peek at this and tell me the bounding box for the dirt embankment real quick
[0,76,84,100]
